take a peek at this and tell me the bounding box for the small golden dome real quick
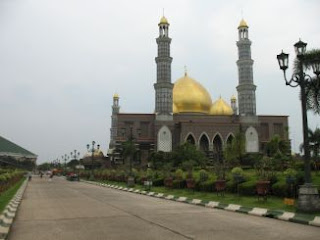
[231,95,236,101]
[238,19,248,28]
[210,97,233,115]
[159,16,169,25]
[113,93,119,99]
[173,73,212,114]
[84,149,104,158]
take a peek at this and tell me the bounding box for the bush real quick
[199,169,209,182]
[173,179,185,189]
[238,180,256,196]
[175,169,184,180]
[152,178,164,186]
[197,179,215,192]
[272,178,287,198]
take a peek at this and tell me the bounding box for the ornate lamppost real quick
[87,141,100,180]
[277,39,320,212]
[124,127,141,187]
[70,150,80,165]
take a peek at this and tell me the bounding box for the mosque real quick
[107,16,289,166]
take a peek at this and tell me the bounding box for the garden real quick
[79,132,320,212]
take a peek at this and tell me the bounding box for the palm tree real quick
[294,49,320,114]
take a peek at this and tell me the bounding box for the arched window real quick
[186,134,195,145]
[199,134,209,152]
[213,134,223,162]
[226,134,234,145]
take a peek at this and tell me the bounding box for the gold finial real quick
[184,65,188,76]
[159,10,169,25]
[238,18,248,28]
[113,93,119,99]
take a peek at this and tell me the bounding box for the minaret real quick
[109,93,120,149]
[231,95,237,115]
[154,16,173,121]
[236,19,256,116]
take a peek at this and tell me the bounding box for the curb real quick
[0,180,28,240]
[81,180,320,228]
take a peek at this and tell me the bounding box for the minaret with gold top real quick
[154,15,173,121]
[236,19,256,116]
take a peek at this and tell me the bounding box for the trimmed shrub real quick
[238,180,256,196]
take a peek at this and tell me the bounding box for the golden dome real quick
[113,93,119,99]
[173,103,178,113]
[231,95,236,101]
[238,19,248,28]
[210,97,233,115]
[173,73,212,114]
[159,16,169,25]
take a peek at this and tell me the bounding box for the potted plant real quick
[183,160,196,190]
[214,162,226,195]
[163,163,174,188]
[255,156,275,200]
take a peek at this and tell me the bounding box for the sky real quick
[0,0,319,164]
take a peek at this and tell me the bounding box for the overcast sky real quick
[0,0,319,164]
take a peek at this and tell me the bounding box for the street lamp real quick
[124,127,141,187]
[277,39,320,212]
[70,150,80,163]
[61,154,69,175]
[87,141,100,180]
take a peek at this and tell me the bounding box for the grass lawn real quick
[96,179,320,216]
[0,178,25,214]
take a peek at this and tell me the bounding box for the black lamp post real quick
[277,39,320,212]
[70,150,80,163]
[125,127,141,187]
[87,141,100,180]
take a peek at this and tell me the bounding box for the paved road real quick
[8,176,320,240]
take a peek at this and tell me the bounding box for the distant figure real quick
[40,172,43,178]
[28,173,32,181]
[49,173,53,182]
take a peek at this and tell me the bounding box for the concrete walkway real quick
[8,176,320,240]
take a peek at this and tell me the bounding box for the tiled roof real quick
[0,135,37,158]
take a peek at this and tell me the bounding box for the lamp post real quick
[125,127,141,187]
[87,141,100,180]
[61,154,69,176]
[277,39,320,212]
[70,150,80,165]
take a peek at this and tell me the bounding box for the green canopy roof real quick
[0,135,37,159]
